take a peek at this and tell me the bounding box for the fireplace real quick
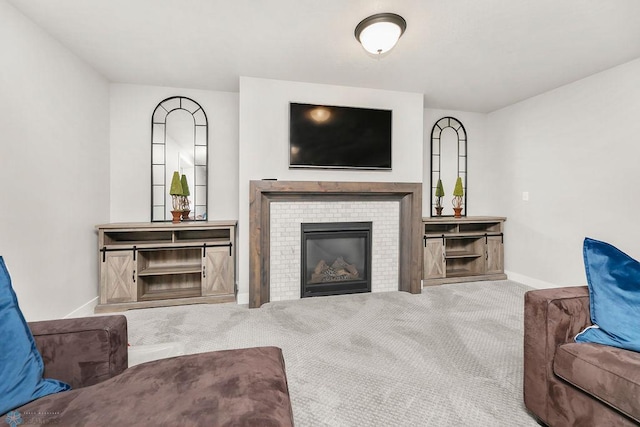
[301,222,372,297]
[249,180,423,308]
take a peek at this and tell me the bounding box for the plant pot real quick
[181,210,191,221]
[171,210,182,223]
[453,207,463,218]
[435,206,443,216]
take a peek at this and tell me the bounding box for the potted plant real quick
[180,174,191,220]
[452,176,464,218]
[169,171,184,223]
[434,179,445,216]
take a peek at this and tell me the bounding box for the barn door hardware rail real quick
[100,242,232,262]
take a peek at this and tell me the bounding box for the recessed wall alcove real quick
[249,181,423,308]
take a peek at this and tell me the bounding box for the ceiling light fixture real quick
[354,13,407,56]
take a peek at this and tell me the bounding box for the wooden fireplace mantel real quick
[249,180,423,308]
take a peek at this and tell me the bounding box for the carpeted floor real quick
[124,280,539,426]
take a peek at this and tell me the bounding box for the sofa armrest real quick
[28,315,128,389]
[523,286,591,423]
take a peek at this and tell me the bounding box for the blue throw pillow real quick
[575,238,640,352]
[0,257,70,415]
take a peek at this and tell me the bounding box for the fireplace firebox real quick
[300,222,372,298]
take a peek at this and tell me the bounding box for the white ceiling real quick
[8,0,640,112]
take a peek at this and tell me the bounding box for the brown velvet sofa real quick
[524,287,640,426]
[13,315,294,426]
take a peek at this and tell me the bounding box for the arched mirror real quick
[430,117,467,217]
[151,96,208,221]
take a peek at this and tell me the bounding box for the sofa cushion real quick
[15,346,294,426]
[554,342,640,422]
[0,257,70,415]
[575,238,640,352]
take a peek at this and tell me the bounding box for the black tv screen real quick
[289,103,392,170]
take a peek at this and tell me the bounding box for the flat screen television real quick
[289,102,392,170]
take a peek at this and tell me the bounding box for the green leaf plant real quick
[435,179,445,208]
[169,171,184,211]
[452,176,464,209]
[180,174,191,211]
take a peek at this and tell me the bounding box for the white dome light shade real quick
[355,13,407,55]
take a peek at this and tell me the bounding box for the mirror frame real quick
[430,116,467,217]
[151,96,208,222]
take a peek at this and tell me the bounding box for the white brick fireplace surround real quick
[249,181,423,308]
[270,201,400,301]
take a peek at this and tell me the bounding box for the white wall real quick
[423,109,491,216]
[0,1,110,320]
[486,58,640,288]
[238,77,424,303]
[109,84,239,222]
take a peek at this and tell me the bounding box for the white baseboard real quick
[64,296,99,318]
[505,270,585,290]
[236,292,249,305]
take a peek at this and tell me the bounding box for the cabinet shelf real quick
[445,250,482,259]
[138,265,202,276]
[139,287,201,301]
[447,268,476,277]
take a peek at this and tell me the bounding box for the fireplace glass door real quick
[301,222,372,297]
